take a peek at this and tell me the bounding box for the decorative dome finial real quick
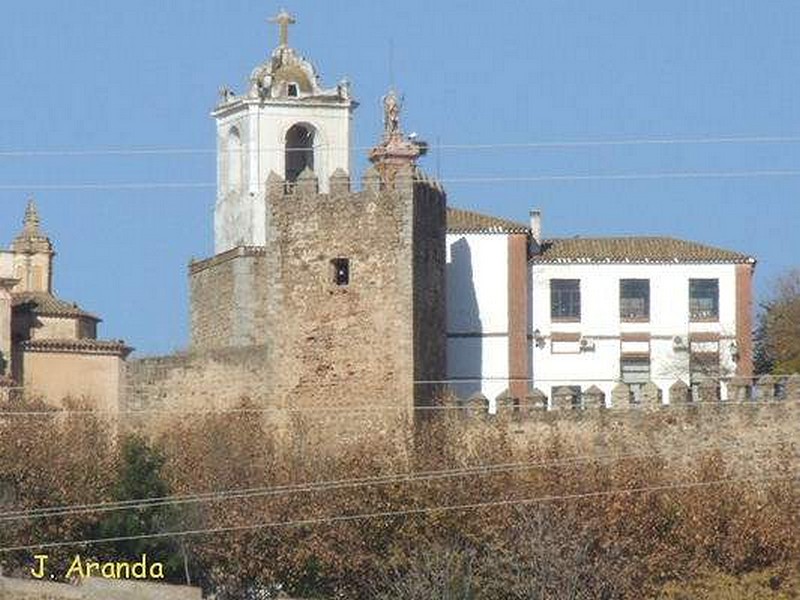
[23,197,41,233]
[12,197,53,264]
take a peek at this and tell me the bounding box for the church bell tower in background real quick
[212,10,357,253]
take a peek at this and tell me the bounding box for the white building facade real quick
[446,209,531,406]
[446,210,755,408]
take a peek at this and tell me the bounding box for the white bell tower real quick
[212,10,357,254]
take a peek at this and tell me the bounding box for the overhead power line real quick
[1,437,790,524]
[0,473,794,553]
[2,169,800,192]
[2,134,800,157]
[440,169,800,183]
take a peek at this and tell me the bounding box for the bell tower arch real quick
[284,122,316,182]
[212,11,357,254]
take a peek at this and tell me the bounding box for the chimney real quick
[529,209,542,245]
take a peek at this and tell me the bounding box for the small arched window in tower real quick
[287,82,299,97]
[285,123,315,183]
[227,126,243,193]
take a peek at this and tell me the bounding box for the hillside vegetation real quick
[0,398,797,599]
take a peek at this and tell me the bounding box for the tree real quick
[755,269,800,374]
[92,434,185,581]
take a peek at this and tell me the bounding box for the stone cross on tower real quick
[269,9,296,47]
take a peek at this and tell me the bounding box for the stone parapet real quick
[447,374,800,419]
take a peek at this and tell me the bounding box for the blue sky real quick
[1,1,798,355]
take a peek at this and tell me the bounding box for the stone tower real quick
[213,10,356,253]
[10,199,54,294]
[186,13,447,411]
[0,200,132,405]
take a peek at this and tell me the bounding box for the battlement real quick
[187,152,447,413]
[262,164,445,201]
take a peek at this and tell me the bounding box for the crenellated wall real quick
[137,166,447,416]
[257,166,446,410]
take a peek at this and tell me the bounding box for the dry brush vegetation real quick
[0,398,798,599]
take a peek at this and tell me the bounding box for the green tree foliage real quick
[756,268,800,374]
[92,434,184,581]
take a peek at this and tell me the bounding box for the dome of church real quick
[270,62,314,94]
[224,11,350,104]
[248,46,321,100]
[213,11,353,109]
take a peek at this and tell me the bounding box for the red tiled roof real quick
[533,237,754,264]
[12,292,100,321]
[446,208,529,234]
[21,338,132,357]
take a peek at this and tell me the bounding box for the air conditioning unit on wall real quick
[673,336,688,351]
[579,337,595,352]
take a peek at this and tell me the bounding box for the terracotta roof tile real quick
[533,237,753,264]
[447,208,528,234]
[21,338,132,357]
[12,292,100,321]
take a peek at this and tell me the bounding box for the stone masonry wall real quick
[125,346,269,416]
[260,167,443,411]
[412,176,447,404]
[473,400,800,480]
[130,167,448,424]
[189,246,269,350]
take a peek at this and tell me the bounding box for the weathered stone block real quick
[552,386,579,410]
[462,392,489,417]
[669,379,690,404]
[362,165,381,193]
[611,381,630,407]
[329,168,351,196]
[296,166,319,194]
[583,384,605,408]
[640,381,662,406]
[727,376,753,402]
[757,374,777,402]
[786,374,800,401]
[494,389,515,418]
[698,379,721,402]
[523,388,548,414]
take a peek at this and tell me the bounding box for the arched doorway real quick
[285,123,315,182]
